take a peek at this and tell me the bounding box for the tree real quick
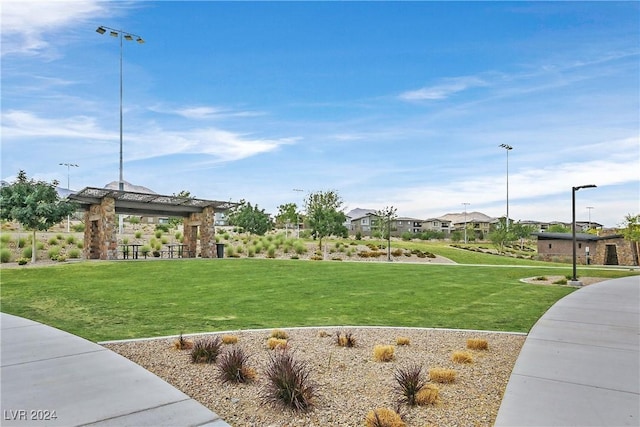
[489,217,517,254]
[548,223,571,233]
[304,190,348,251]
[275,203,299,229]
[0,171,77,263]
[376,206,397,261]
[168,190,193,228]
[226,200,272,235]
[511,222,537,250]
[620,213,640,265]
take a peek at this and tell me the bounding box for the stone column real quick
[102,197,118,260]
[183,213,199,258]
[200,206,216,258]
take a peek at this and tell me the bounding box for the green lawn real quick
[2,258,636,342]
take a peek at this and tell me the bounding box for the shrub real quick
[452,350,473,364]
[467,338,489,350]
[17,237,26,248]
[36,241,44,250]
[22,247,32,259]
[175,232,182,240]
[270,329,289,339]
[140,245,151,257]
[17,258,29,265]
[217,347,256,384]
[173,334,193,350]
[48,237,59,245]
[222,335,239,345]
[390,248,404,257]
[553,278,568,285]
[267,338,288,350]
[262,350,316,411]
[122,237,129,245]
[428,368,456,383]
[396,337,410,346]
[294,243,306,255]
[190,336,222,363]
[66,235,76,245]
[57,255,67,262]
[318,330,329,338]
[415,383,439,405]
[72,223,85,232]
[56,233,64,240]
[364,408,405,427]
[0,234,11,244]
[394,364,426,406]
[335,330,356,347]
[247,247,255,257]
[155,223,169,232]
[68,248,81,259]
[0,248,12,263]
[77,241,83,249]
[226,246,236,258]
[47,247,61,260]
[128,216,140,224]
[267,246,276,258]
[373,345,395,362]
[355,231,362,240]
[135,231,142,239]
[161,237,168,244]
[154,230,163,239]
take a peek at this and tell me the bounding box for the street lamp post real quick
[462,202,470,244]
[499,144,513,231]
[571,185,597,285]
[96,26,144,234]
[59,163,79,232]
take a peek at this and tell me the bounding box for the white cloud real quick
[399,76,489,101]
[148,104,266,120]
[1,1,112,57]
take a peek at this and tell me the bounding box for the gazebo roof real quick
[69,187,236,217]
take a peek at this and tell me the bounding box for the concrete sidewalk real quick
[0,313,229,427]
[495,275,640,426]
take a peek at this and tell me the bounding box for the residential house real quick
[422,218,452,235]
[437,212,494,239]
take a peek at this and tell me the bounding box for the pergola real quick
[69,187,235,260]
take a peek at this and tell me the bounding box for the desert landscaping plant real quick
[452,350,474,364]
[373,345,395,362]
[364,407,405,427]
[173,334,193,350]
[190,336,222,363]
[222,335,239,344]
[335,330,357,347]
[467,338,489,350]
[396,337,410,346]
[1,248,12,263]
[267,338,288,350]
[217,347,256,384]
[262,349,317,411]
[270,329,289,340]
[394,364,427,406]
[415,383,440,405]
[428,367,457,383]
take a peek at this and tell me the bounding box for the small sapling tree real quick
[0,171,76,263]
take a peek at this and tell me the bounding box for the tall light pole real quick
[571,185,597,285]
[59,163,79,232]
[96,26,144,234]
[96,26,144,192]
[462,202,470,244]
[293,189,304,238]
[499,144,513,231]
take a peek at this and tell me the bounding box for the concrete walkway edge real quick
[0,313,230,427]
[495,275,640,426]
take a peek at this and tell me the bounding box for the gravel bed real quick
[104,327,525,426]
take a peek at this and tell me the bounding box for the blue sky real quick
[2,1,638,227]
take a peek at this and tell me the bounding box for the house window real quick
[397,221,402,225]
[578,243,582,249]
[548,243,552,249]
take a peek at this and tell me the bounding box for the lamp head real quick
[574,184,597,191]
[96,26,106,34]
[499,143,513,150]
